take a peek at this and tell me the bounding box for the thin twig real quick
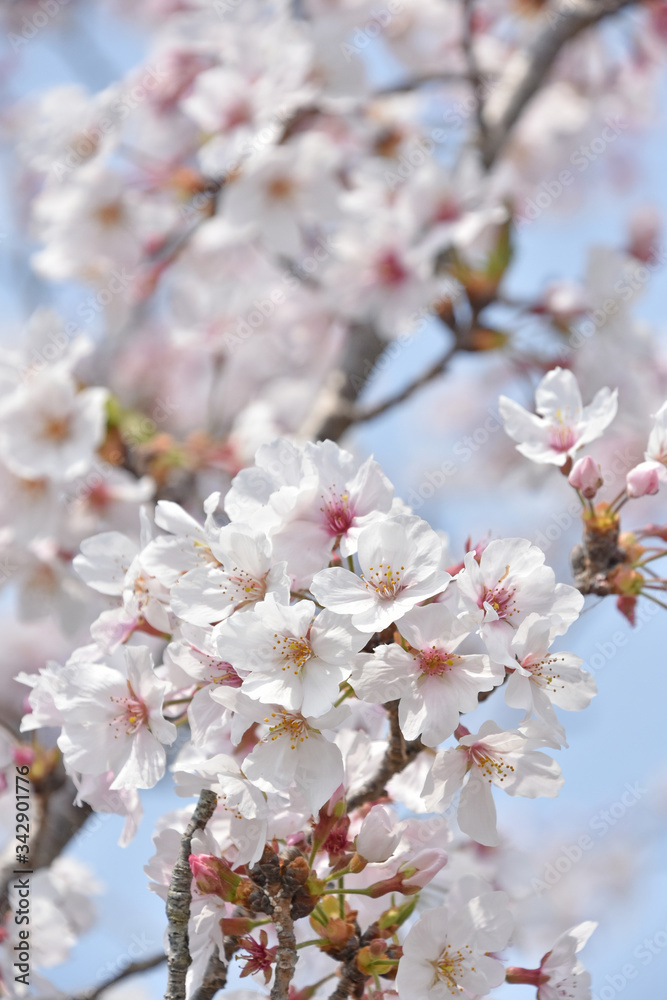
[75,954,167,1000]
[350,344,458,425]
[460,0,488,141]
[481,0,639,167]
[164,789,219,1000]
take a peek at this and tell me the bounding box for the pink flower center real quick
[222,567,267,608]
[109,683,149,737]
[323,490,355,537]
[418,646,455,676]
[375,250,408,286]
[212,661,243,688]
[547,421,578,453]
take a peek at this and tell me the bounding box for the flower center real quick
[42,415,71,443]
[264,711,310,749]
[267,176,294,200]
[434,942,474,993]
[323,490,354,536]
[363,562,405,600]
[109,683,148,736]
[521,654,565,690]
[222,567,267,608]
[418,646,455,676]
[375,250,408,286]
[547,419,577,453]
[470,743,515,784]
[272,634,312,675]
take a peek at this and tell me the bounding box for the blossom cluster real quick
[18,434,599,998]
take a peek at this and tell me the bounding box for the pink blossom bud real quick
[367,848,448,897]
[13,746,34,767]
[397,848,448,891]
[189,853,241,901]
[568,456,603,499]
[626,461,661,498]
[355,805,400,863]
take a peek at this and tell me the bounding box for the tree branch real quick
[312,322,386,441]
[350,344,458,425]
[347,702,424,812]
[164,789,219,1000]
[189,951,229,1000]
[75,954,167,1000]
[481,0,639,167]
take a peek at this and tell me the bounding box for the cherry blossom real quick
[456,537,583,668]
[351,603,502,746]
[214,596,366,717]
[505,613,597,741]
[396,877,513,1000]
[311,514,451,631]
[55,645,177,789]
[0,368,108,482]
[423,721,564,846]
[499,367,618,466]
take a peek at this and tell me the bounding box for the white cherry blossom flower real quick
[213,690,346,817]
[505,614,597,740]
[499,367,617,466]
[169,522,290,627]
[311,514,451,632]
[0,368,108,482]
[456,537,583,668]
[56,645,177,789]
[396,876,513,1000]
[423,721,564,846]
[537,922,597,1000]
[214,596,365,717]
[351,603,502,746]
[506,922,597,1000]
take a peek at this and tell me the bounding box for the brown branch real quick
[350,344,458,425]
[74,954,167,1000]
[347,702,424,812]
[313,322,386,441]
[481,0,639,167]
[461,0,488,141]
[189,951,229,1000]
[164,789,219,1000]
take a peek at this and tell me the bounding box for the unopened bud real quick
[626,461,661,498]
[568,456,603,499]
[189,854,241,901]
